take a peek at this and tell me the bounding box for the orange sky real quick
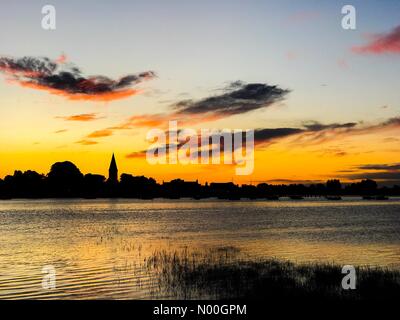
[1,2,399,185]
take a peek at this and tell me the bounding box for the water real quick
[0,198,399,299]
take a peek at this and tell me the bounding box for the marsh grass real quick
[144,247,400,300]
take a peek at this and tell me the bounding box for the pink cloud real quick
[352,25,400,55]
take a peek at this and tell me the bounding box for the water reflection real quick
[0,198,399,299]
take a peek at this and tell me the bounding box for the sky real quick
[0,0,399,185]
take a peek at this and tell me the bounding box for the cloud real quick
[254,121,359,146]
[302,121,357,131]
[54,129,68,134]
[105,81,290,132]
[172,81,290,118]
[291,117,400,145]
[87,129,113,138]
[338,162,400,185]
[352,25,400,55]
[56,54,67,64]
[76,139,98,145]
[262,179,324,184]
[57,113,103,121]
[0,55,156,101]
[343,171,400,182]
[254,128,303,144]
[114,114,169,129]
[356,163,400,171]
[382,137,400,143]
[124,117,400,160]
[124,121,357,160]
[126,151,146,159]
[112,113,224,130]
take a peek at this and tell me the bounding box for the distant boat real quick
[289,195,304,200]
[325,196,342,200]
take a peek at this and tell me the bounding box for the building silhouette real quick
[108,153,118,184]
[0,154,398,199]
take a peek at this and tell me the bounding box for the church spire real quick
[108,153,118,183]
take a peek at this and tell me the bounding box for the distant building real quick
[209,182,237,190]
[108,153,118,184]
[162,179,200,198]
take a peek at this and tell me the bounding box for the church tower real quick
[108,153,118,184]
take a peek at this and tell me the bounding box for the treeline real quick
[0,161,399,199]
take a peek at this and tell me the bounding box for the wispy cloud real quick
[254,128,303,144]
[352,25,400,55]
[302,121,357,131]
[124,121,363,161]
[54,129,68,134]
[291,117,400,145]
[57,113,103,121]
[126,151,147,159]
[357,163,400,171]
[76,139,98,145]
[87,129,113,138]
[262,178,324,184]
[123,116,400,161]
[0,55,156,101]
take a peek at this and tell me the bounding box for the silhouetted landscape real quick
[0,155,399,199]
[147,248,400,300]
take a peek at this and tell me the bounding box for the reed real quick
[145,247,400,300]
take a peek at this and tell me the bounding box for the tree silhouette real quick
[47,161,84,197]
[0,160,398,199]
[326,179,342,195]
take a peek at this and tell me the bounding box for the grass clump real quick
[145,247,400,301]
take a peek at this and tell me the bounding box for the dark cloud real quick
[254,128,303,144]
[339,162,400,185]
[344,171,400,182]
[380,117,400,127]
[172,81,290,117]
[253,121,361,145]
[356,163,400,171]
[124,118,394,159]
[263,179,324,184]
[124,121,357,160]
[302,121,357,131]
[0,55,156,101]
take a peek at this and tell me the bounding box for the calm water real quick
[0,198,399,299]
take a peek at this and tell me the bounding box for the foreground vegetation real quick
[145,248,400,300]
